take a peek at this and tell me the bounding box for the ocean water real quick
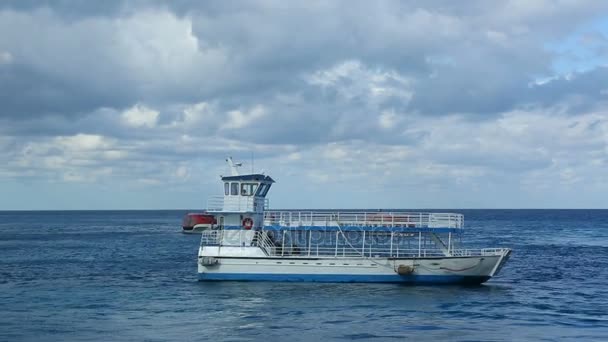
[1,209,607,341]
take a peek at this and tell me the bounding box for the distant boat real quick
[181,213,216,234]
[194,157,511,284]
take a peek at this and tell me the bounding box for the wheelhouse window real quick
[230,182,239,195]
[255,184,266,196]
[224,182,229,196]
[255,183,271,197]
[240,183,258,196]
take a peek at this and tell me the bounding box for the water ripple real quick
[1,210,608,341]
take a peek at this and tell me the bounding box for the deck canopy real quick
[221,174,275,183]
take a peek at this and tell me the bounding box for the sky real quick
[1,1,608,210]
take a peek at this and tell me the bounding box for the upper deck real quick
[263,210,464,232]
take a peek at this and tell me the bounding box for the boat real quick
[196,158,511,284]
[182,213,217,234]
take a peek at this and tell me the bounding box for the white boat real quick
[196,158,511,284]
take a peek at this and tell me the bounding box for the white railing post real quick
[335,231,339,257]
[418,231,422,257]
[362,231,366,255]
[396,237,399,257]
[308,230,311,256]
[281,233,285,256]
[448,232,451,256]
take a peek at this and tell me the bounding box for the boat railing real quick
[263,211,464,229]
[209,242,507,258]
[200,226,507,258]
[200,230,222,246]
[252,231,277,256]
[480,248,510,256]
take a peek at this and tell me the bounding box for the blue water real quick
[1,210,607,341]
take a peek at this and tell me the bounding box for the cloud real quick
[0,51,12,64]
[378,110,400,130]
[1,1,608,208]
[0,7,228,119]
[223,105,267,130]
[121,104,159,128]
[306,60,413,105]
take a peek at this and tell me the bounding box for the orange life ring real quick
[242,218,253,230]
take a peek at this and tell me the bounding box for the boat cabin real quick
[219,174,274,213]
[191,158,274,245]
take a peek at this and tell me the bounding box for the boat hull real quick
[197,253,509,284]
[182,227,206,234]
[198,272,490,284]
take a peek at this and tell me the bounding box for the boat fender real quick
[396,265,414,275]
[199,256,219,266]
[242,218,253,230]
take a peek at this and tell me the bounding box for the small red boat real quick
[182,213,216,234]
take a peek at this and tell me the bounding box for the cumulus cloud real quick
[223,105,267,130]
[0,51,12,64]
[1,1,608,208]
[306,60,413,105]
[121,104,159,128]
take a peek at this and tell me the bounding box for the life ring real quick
[242,218,254,230]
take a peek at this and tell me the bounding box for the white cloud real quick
[286,152,302,161]
[378,110,399,130]
[306,170,330,184]
[2,2,608,208]
[0,51,12,64]
[112,10,228,84]
[306,60,413,103]
[62,167,112,183]
[5,133,122,183]
[257,107,608,206]
[104,150,128,160]
[323,144,349,161]
[54,134,112,151]
[222,105,267,130]
[121,104,159,128]
[174,165,191,181]
[180,102,212,126]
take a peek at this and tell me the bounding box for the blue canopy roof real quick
[221,174,275,183]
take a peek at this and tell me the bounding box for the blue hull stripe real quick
[198,273,490,284]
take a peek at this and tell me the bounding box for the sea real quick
[1,209,607,341]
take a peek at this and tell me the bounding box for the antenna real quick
[226,156,241,176]
[251,151,254,174]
